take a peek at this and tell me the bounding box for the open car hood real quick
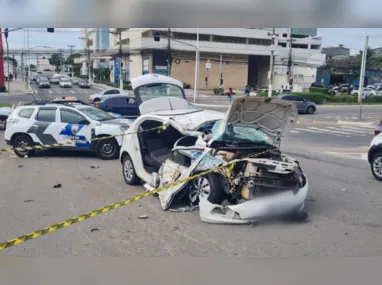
[139,97,190,115]
[209,96,298,146]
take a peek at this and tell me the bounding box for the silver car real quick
[277,94,317,114]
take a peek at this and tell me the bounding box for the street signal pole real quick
[79,37,91,82]
[267,28,279,97]
[358,31,369,120]
[109,29,124,90]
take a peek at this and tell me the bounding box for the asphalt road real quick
[0,86,381,258]
[0,131,381,258]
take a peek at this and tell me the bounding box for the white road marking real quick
[293,127,349,137]
[308,126,355,136]
[338,126,374,134]
[324,152,368,161]
[290,130,300,134]
[70,90,75,94]
[48,90,53,93]
[326,127,368,136]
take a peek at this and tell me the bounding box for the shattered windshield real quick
[211,120,272,145]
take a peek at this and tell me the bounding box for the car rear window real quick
[18,108,34,119]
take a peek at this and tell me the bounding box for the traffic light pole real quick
[0,28,5,88]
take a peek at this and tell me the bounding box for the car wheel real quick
[122,154,140,185]
[187,173,226,205]
[13,135,36,158]
[93,98,101,103]
[306,106,315,114]
[371,152,382,181]
[0,115,7,130]
[95,138,119,160]
[353,93,358,96]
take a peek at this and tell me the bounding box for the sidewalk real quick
[0,79,31,95]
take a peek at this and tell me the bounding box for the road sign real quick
[206,62,211,70]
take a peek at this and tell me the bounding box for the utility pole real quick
[68,45,75,55]
[193,28,200,103]
[287,29,293,88]
[219,54,223,103]
[79,37,91,82]
[109,29,124,90]
[167,28,172,76]
[267,28,279,97]
[21,49,24,81]
[358,31,369,121]
[58,49,64,73]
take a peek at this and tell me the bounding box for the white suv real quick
[4,99,130,159]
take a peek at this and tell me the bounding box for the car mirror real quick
[78,119,90,125]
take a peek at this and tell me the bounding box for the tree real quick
[49,53,64,67]
[65,53,81,65]
[3,56,17,67]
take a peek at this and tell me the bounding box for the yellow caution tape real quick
[0,148,274,251]
[0,125,166,154]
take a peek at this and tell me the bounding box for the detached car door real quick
[57,108,92,148]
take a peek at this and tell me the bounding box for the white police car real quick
[4,98,131,160]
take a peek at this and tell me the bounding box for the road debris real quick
[24,199,33,203]
[138,215,148,219]
[90,228,99,232]
[90,166,100,169]
[53,183,62,188]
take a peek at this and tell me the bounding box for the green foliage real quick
[291,92,326,104]
[324,94,357,103]
[309,87,329,95]
[0,85,7,93]
[0,102,12,107]
[49,53,64,67]
[213,88,225,95]
[256,92,279,97]
[3,56,17,67]
[105,81,132,90]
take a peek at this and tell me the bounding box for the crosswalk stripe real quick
[48,90,52,93]
[340,125,376,130]
[308,127,355,135]
[290,130,300,134]
[293,128,349,137]
[70,90,75,94]
[326,127,368,135]
[337,126,373,134]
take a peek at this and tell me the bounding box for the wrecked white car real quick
[120,96,309,224]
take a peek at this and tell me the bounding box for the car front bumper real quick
[199,175,309,224]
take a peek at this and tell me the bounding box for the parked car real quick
[351,88,376,96]
[95,95,140,119]
[277,94,316,114]
[120,96,308,224]
[4,98,130,159]
[368,131,382,181]
[38,77,51,88]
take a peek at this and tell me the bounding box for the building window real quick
[311,45,321,50]
[248,38,272,46]
[117,39,129,45]
[212,35,247,44]
[292,43,308,49]
[142,30,153,38]
[278,42,287,48]
[283,33,288,38]
[116,28,129,34]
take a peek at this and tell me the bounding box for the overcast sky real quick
[2,28,382,62]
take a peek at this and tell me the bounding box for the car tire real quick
[187,172,226,205]
[371,152,382,181]
[306,106,315,114]
[95,138,119,160]
[122,154,140,185]
[0,115,7,130]
[93,98,101,103]
[13,135,36,158]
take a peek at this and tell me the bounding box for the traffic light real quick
[4,28,8,39]
[47,28,54,33]
[153,31,160,42]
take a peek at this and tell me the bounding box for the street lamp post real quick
[26,45,49,91]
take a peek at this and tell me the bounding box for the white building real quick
[91,28,326,89]
[79,28,111,76]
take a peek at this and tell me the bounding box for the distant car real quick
[59,78,72,88]
[95,95,140,119]
[368,130,382,181]
[50,76,60,84]
[72,78,79,85]
[277,94,316,114]
[78,80,91,88]
[38,77,50,88]
[89,89,128,103]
